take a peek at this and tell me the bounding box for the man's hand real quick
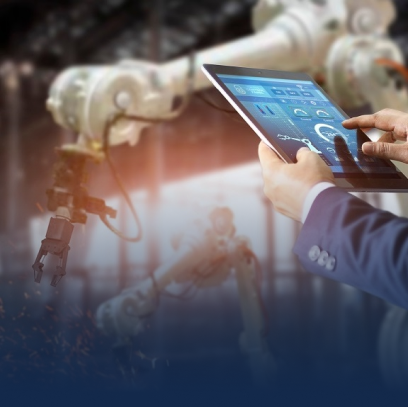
[258,142,334,222]
[343,108,408,163]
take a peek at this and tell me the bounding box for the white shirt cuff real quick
[301,182,336,223]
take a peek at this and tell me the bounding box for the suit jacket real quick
[293,187,408,309]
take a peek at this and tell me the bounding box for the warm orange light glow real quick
[375,58,408,83]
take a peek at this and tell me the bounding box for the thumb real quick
[363,141,408,163]
[296,147,312,161]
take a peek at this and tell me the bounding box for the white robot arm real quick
[45,1,402,155]
[34,0,408,284]
[44,0,353,153]
[326,35,408,113]
[96,207,276,385]
[33,0,408,384]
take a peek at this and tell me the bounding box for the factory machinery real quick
[31,0,408,384]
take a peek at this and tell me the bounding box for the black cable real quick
[195,93,238,114]
[99,158,143,242]
[195,93,246,125]
[100,53,196,242]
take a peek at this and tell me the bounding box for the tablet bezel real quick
[202,63,408,192]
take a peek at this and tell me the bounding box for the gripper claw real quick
[32,218,73,286]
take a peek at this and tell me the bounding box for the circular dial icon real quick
[315,109,331,118]
[314,124,348,144]
[294,108,309,116]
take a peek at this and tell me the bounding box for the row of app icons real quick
[279,99,319,106]
[254,103,334,120]
[233,84,314,98]
[287,105,333,119]
[271,89,313,97]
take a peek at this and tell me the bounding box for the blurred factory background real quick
[1,0,408,404]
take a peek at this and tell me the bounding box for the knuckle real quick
[373,111,383,125]
[378,143,389,155]
[394,124,405,137]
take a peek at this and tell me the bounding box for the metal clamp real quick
[32,217,74,287]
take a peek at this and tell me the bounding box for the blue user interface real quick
[217,74,396,176]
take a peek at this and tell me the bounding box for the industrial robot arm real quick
[34,0,406,284]
[45,0,353,154]
[95,207,276,384]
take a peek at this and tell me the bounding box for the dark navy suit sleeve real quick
[293,187,408,309]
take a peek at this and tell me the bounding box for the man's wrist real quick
[301,182,336,223]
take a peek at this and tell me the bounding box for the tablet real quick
[202,64,408,192]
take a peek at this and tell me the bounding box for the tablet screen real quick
[216,73,399,179]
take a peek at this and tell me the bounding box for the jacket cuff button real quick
[308,245,321,262]
[325,256,336,271]
[317,251,329,266]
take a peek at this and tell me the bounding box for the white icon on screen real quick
[314,124,348,144]
[316,109,330,117]
[293,108,310,117]
[234,85,246,94]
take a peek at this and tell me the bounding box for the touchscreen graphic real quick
[217,74,398,177]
